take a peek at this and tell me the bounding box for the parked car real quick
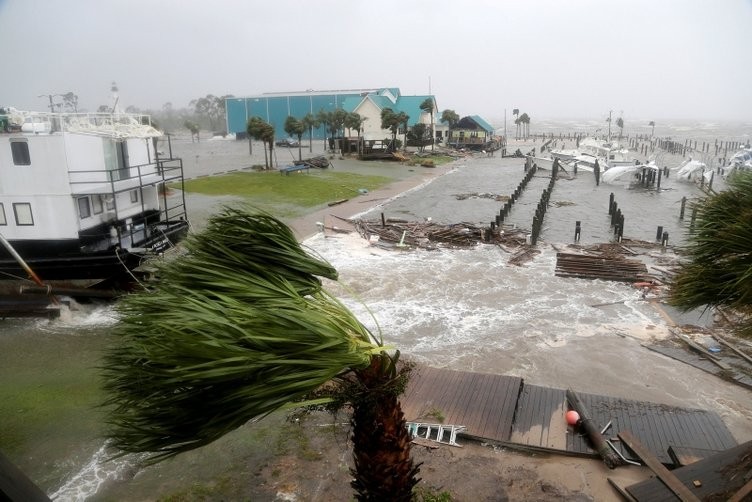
[275,138,300,147]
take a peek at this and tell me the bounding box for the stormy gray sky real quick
[1,0,750,123]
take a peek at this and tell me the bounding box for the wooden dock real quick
[401,366,737,464]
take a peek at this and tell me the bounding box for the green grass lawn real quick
[179,170,393,210]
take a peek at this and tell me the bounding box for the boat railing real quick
[69,156,188,251]
[4,110,159,138]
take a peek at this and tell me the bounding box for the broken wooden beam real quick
[618,430,701,502]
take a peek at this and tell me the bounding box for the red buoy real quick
[566,410,580,426]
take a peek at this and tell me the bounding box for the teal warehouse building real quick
[225,88,389,140]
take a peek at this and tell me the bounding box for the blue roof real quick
[394,96,434,126]
[341,96,363,113]
[470,115,495,134]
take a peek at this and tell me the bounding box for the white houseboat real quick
[0,107,188,295]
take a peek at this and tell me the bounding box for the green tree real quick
[247,117,274,168]
[670,171,752,338]
[316,110,333,151]
[184,120,200,143]
[616,117,624,139]
[407,123,430,153]
[440,109,459,128]
[519,113,530,139]
[302,113,318,153]
[649,120,656,137]
[190,94,234,132]
[101,208,420,500]
[284,116,306,161]
[62,92,79,113]
[344,112,365,154]
[329,109,348,152]
[381,108,409,152]
[420,98,435,152]
[439,109,460,143]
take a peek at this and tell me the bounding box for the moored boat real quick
[0,107,189,297]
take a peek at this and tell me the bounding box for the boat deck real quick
[401,366,737,464]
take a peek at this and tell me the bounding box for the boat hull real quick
[0,221,189,292]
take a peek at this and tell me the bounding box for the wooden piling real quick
[566,389,623,469]
[679,197,686,220]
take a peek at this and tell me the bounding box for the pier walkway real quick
[401,366,737,465]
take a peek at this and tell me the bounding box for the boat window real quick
[0,203,6,225]
[10,140,31,165]
[13,203,34,226]
[78,197,91,219]
[103,139,130,181]
[92,195,103,214]
[130,190,139,203]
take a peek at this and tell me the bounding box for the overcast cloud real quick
[1,0,750,123]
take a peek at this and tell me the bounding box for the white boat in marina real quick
[725,146,752,176]
[0,106,189,299]
[549,136,637,172]
[674,158,707,182]
[600,161,661,184]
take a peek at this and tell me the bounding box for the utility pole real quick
[607,110,612,140]
[38,94,59,112]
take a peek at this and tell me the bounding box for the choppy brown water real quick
[3,123,751,500]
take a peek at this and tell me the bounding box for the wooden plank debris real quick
[626,440,752,501]
[618,430,701,502]
[555,252,649,282]
[668,446,718,467]
[352,218,529,250]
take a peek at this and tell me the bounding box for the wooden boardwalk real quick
[401,366,737,463]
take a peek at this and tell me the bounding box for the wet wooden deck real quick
[401,366,737,463]
[624,440,752,500]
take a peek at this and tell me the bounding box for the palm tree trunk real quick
[350,356,420,501]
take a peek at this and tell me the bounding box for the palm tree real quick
[440,109,459,144]
[302,113,317,154]
[649,121,656,137]
[519,113,530,139]
[316,110,332,151]
[616,117,624,139]
[184,120,200,143]
[420,98,435,152]
[670,171,752,339]
[101,208,420,500]
[381,108,401,151]
[284,116,306,161]
[512,109,519,139]
[247,117,274,169]
[344,112,364,154]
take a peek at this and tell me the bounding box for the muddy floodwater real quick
[2,121,751,500]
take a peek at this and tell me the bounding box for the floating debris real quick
[351,218,528,251]
[454,192,508,201]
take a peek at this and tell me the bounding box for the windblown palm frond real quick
[102,207,380,460]
[671,171,752,336]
